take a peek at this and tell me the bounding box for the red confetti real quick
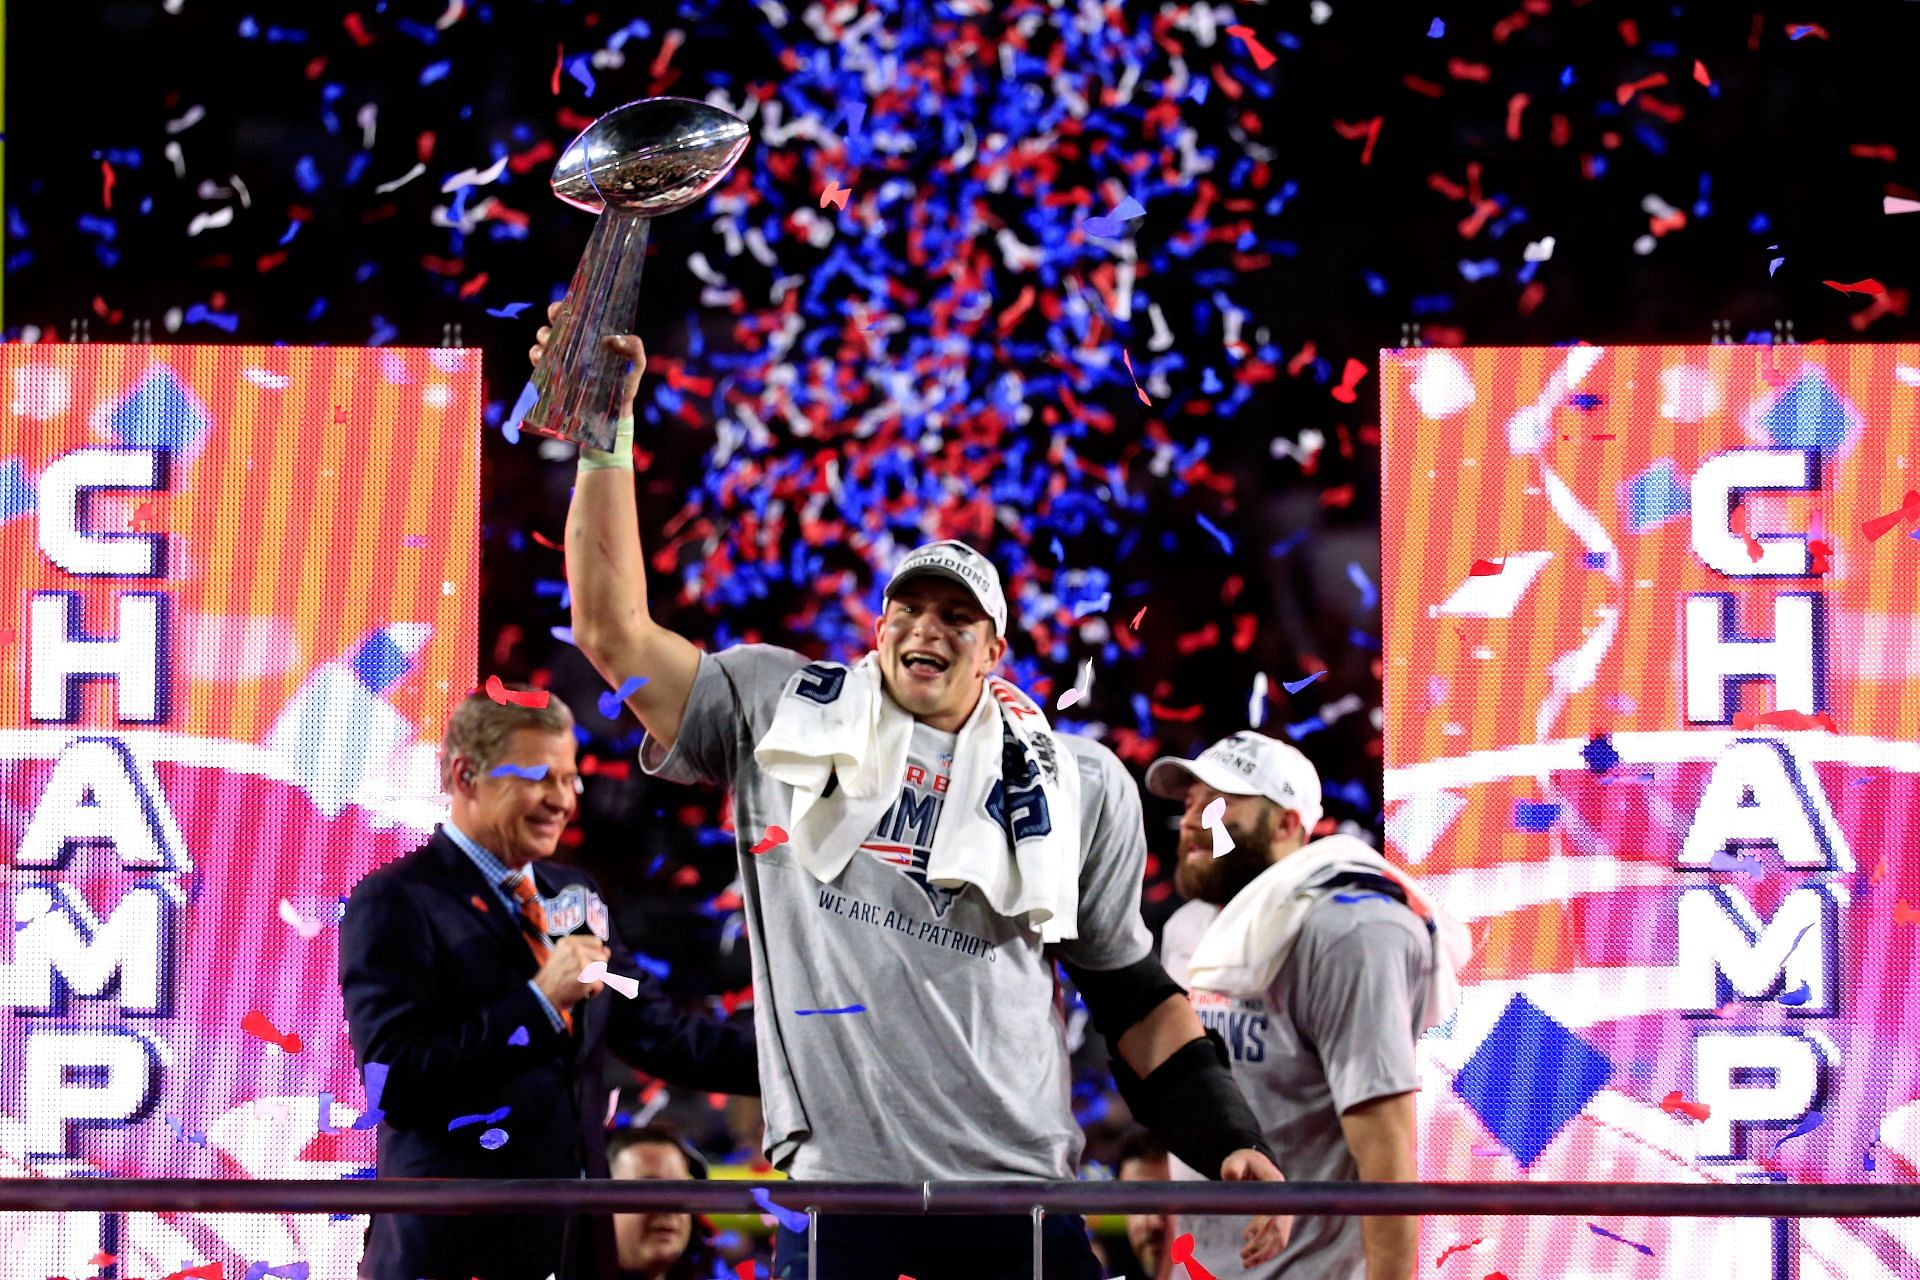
[240,1010,302,1055]
[1329,357,1369,404]
[748,825,790,856]
[1332,115,1383,166]
[1896,901,1920,925]
[1130,607,1148,630]
[820,182,852,210]
[1731,709,1837,733]
[1823,278,1889,297]
[551,42,564,95]
[1616,72,1668,105]
[1122,349,1153,405]
[1728,504,1764,563]
[89,1254,118,1268]
[1861,490,1920,540]
[1693,59,1713,87]
[342,12,375,46]
[485,675,550,708]
[1505,93,1529,141]
[530,529,563,551]
[1661,1090,1711,1121]
[1468,558,1504,577]
[1169,1232,1218,1280]
[1808,538,1833,574]
[1849,144,1897,163]
[1223,24,1277,71]
[1434,1238,1484,1267]
[1786,22,1831,40]
[101,160,116,211]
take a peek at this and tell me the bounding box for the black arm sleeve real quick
[1112,1029,1277,1178]
[1062,957,1274,1176]
[1061,955,1184,1042]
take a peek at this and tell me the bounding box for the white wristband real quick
[577,415,636,472]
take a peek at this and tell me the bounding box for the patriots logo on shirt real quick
[860,838,956,916]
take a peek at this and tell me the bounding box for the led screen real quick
[1383,344,1920,1278]
[0,345,480,1277]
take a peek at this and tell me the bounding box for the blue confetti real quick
[489,763,549,780]
[598,675,651,719]
[507,1025,530,1046]
[1282,671,1326,695]
[1587,1224,1655,1256]
[478,1127,510,1150]
[795,1005,866,1016]
[1334,892,1394,904]
[1346,562,1379,610]
[1427,17,1445,38]
[751,1187,811,1232]
[486,301,534,319]
[1195,513,1234,554]
[448,1105,511,1131]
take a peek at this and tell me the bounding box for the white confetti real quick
[278,898,322,939]
[440,155,510,193]
[165,104,205,135]
[1202,796,1235,858]
[186,206,235,237]
[374,163,427,194]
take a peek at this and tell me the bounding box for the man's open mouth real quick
[902,651,950,673]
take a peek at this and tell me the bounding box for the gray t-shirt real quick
[1162,892,1432,1280]
[642,644,1152,1181]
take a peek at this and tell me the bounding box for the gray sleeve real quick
[639,644,809,787]
[1047,736,1154,972]
[1289,910,1430,1114]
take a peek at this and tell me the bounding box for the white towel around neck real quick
[753,654,1082,942]
[1185,833,1471,1030]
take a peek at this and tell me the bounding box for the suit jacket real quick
[340,828,758,1280]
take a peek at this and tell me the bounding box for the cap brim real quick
[1145,755,1264,802]
[886,566,1001,632]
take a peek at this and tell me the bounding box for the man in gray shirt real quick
[536,313,1287,1280]
[1150,731,1439,1280]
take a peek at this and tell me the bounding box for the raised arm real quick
[533,302,702,749]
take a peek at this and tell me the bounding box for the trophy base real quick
[520,208,654,454]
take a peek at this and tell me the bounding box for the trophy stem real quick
[523,208,654,452]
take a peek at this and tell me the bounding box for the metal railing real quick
[4,1179,1915,1278]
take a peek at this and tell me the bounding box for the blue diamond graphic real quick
[1619,458,1689,533]
[109,365,214,453]
[1751,370,1861,454]
[1511,800,1561,832]
[1452,993,1613,1167]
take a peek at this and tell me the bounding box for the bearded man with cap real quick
[1148,732,1472,1280]
[536,314,1287,1280]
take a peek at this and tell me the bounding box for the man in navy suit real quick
[341,686,758,1280]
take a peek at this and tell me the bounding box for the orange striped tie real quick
[504,873,571,1033]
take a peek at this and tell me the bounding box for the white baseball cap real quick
[1146,731,1325,835]
[884,540,1009,636]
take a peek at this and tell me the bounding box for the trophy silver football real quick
[520,97,751,451]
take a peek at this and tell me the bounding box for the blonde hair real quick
[439,685,575,791]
